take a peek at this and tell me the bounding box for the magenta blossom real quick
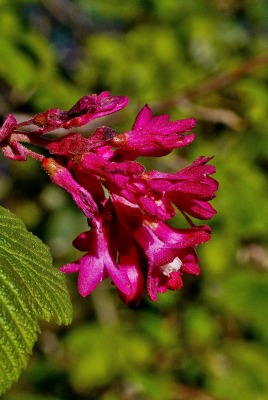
[112,195,212,302]
[0,92,218,304]
[60,203,145,305]
[111,104,195,160]
[0,114,28,160]
[142,156,218,220]
[33,91,128,132]
[134,218,211,300]
[60,217,133,299]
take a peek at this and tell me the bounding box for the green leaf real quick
[0,206,72,395]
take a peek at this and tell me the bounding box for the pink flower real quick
[0,93,218,304]
[0,114,28,160]
[47,127,116,157]
[60,218,132,299]
[41,158,98,220]
[61,206,145,305]
[73,152,145,197]
[111,194,211,301]
[111,104,195,160]
[142,156,218,220]
[134,217,211,300]
[32,91,128,132]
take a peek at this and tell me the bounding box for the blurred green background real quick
[1,1,268,399]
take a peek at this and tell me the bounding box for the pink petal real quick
[42,158,98,219]
[60,263,80,273]
[72,231,91,252]
[98,227,132,296]
[47,132,92,156]
[132,105,153,129]
[63,92,128,128]
[33,108,68,128]
[148,219,211,248]
[78,258,104,297]
[111,194,143,230]
[0,114,17,140]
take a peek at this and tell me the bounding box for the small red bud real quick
[42,157,63,177]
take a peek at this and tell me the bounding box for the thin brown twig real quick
[153,52,268,113]
[176,100,246,130]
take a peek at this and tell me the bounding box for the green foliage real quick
[0,1,82,112]
[1,0,268,399]
[75,24,206,104]
[0,206,72,395]
[64,324,152,391]
[212,271,268,342]
[208,341,268,400]
[4,396,62,400]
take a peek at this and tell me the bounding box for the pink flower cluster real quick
[0,92,218,304]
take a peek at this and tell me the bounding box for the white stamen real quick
[160,257,183,277]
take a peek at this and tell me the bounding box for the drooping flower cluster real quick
[0,92,218,304]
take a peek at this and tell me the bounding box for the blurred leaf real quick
[131,373,174,400]
[139,312,181,348]
[214,148,268,238]
[4,395,62,400]
[183,306,220,349]
[0,206,72,395]
[209,341,268,400]
[78,0,142,22]
[64,324,152,392]
[211,271,268,342]
[0,39,36,91]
